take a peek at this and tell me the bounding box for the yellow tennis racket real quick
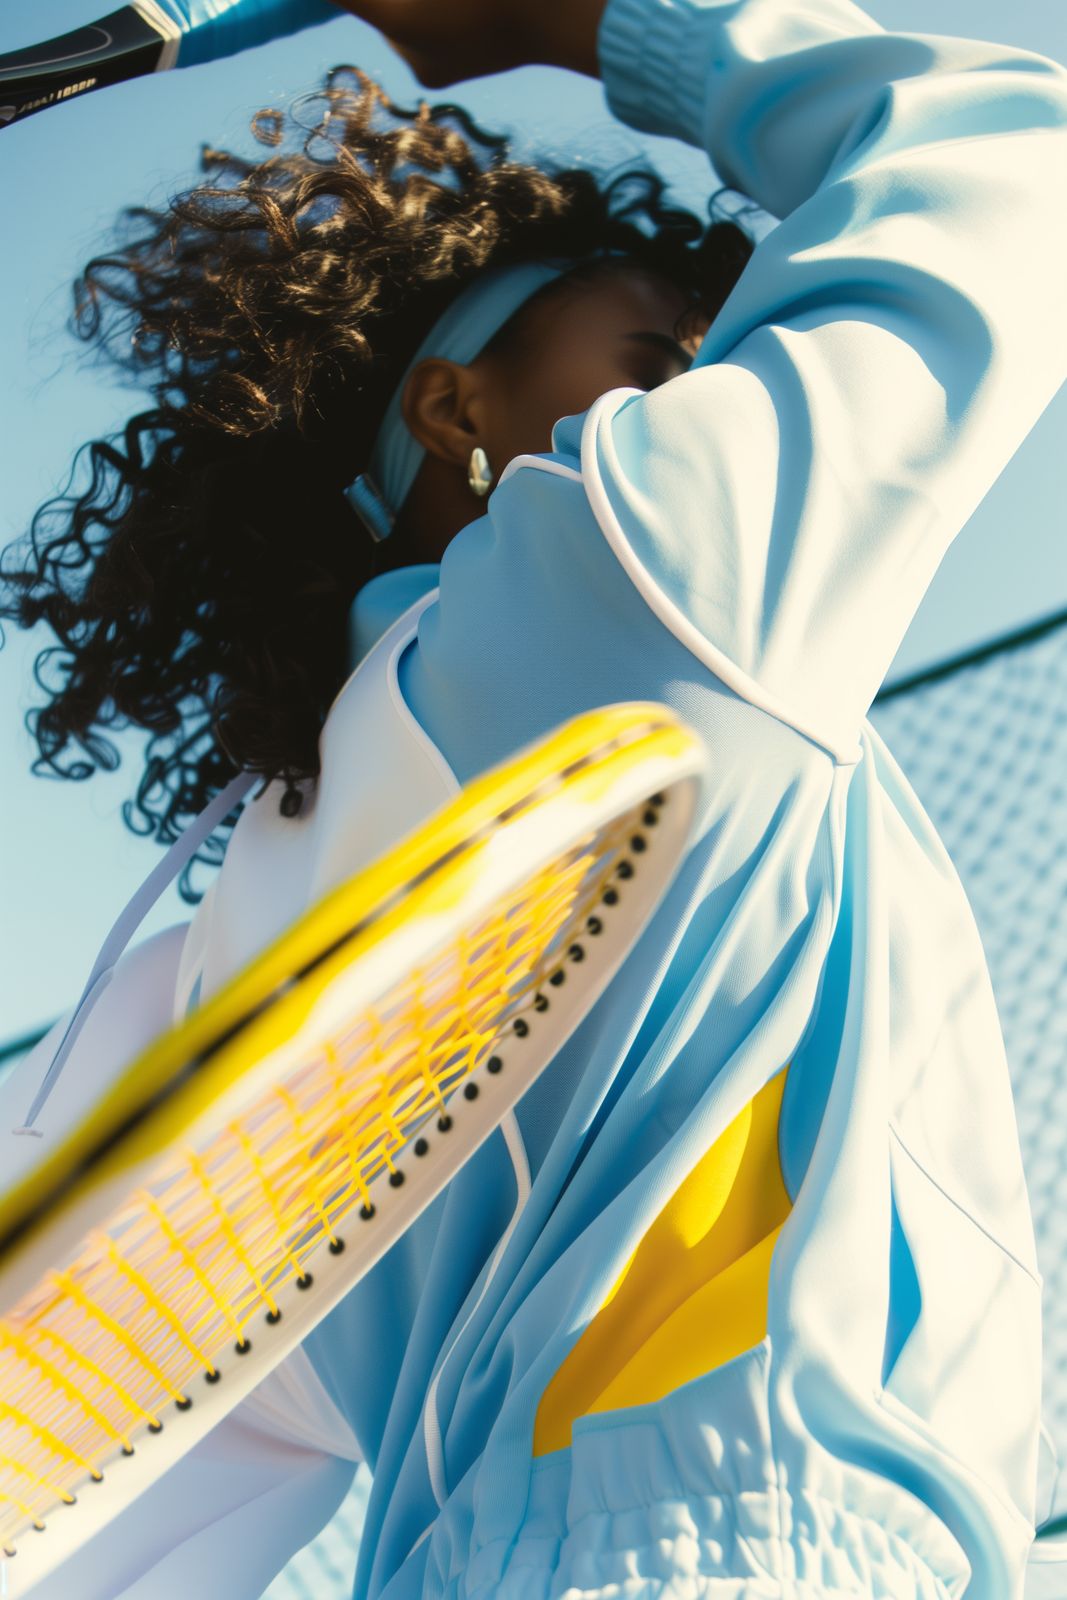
[0,701,708,1594]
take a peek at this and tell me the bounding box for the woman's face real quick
[391,262,711,563]
[475,262,710,467]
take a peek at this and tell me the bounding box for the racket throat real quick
[0,6,178,129]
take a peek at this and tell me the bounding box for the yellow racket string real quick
[140,1191,237,1357]
[25,1318,155,1430]
[0,1400,99,1484]
[0,799,644,1540]
[0,1474,47,1523]
[101,1240,215,1394]
[327,1046,375,1214]
[0,1454,64,1513]
[232,1121,311,1284]
[185,1147,282,1328]
[0,1328,128,1454]
[53,1267,179,1413]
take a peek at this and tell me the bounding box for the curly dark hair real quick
[0,68,754,899]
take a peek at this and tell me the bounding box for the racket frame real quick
[0,704,707,1591]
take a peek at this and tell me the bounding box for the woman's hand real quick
[329,0,606,88]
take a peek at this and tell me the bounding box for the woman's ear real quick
[400,358,487,468]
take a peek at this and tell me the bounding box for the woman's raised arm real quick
[329,0,606,85]
[403,0,1067,763]
[583,0,1067,753]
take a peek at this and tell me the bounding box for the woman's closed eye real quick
[623,330,692,387]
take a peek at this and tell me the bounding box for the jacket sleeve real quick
[583,0,1067,755]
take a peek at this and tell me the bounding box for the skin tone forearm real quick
[328,0,608,88]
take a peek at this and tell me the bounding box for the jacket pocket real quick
[880,1129,1043,1527]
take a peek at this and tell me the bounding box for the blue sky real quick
[2,0,1065,1044]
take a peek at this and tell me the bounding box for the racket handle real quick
[0,1,337,131]
[159,0,339,68]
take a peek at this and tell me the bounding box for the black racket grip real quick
[0,7,169,130]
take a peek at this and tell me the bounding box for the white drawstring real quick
[13,769,255,1137]
[422,1110,531,1509]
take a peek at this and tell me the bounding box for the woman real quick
[3,0,1065,1595]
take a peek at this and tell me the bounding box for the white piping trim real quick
[386,589,461,800]
[173,883,216,1024]
[579,388,862,767]
[422,1110,532,1509]
[405,1516,435,1561]
[133,0,182,71]
[329,583,438,717]
[497,455,583,491]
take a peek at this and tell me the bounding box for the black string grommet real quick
[147,1421,163,1434]
[235,1338,251,1355]
[360,1202,376,1220]
[205,1368,221,1384]
[487,1055,503,1074]
[90,1470,105,1482]
[642,807,659,826]
[329,1236,346,1253]
[514,1018,530,1038]
[122,1444,135,1457]
[175,1396,193,1412]
[586,916,603,935]
[3,1544,16,1557]
[413,1136,429,1156]
[388,1170,405,1188]
[650,792,665,806]
[568,943,585,961]
[603,888,619,906]
[463,1081,479,1101]
[549,969,565,987]
[630,835,646,853]
[296,1272,313,1289]
[32,1522,45,1532]
[533,993,549,1012]
[266,1308,282,1324]
[437,1114,453,1133]
[616,860,634,880]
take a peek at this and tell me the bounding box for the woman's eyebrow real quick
[623,331,692,366]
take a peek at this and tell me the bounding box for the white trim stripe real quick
[133,0,182,71]
[422,1110,532,1508]
[497,455,583,490]
[578,389,862,767]
[387,589,462,800]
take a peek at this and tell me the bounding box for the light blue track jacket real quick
[302,2,1067,1596]
[10,0,1066,1596]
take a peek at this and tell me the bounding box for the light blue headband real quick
[344,258,579,541]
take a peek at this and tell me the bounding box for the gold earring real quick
[468,445,493,498]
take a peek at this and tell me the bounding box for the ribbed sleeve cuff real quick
[597,0,719,148]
